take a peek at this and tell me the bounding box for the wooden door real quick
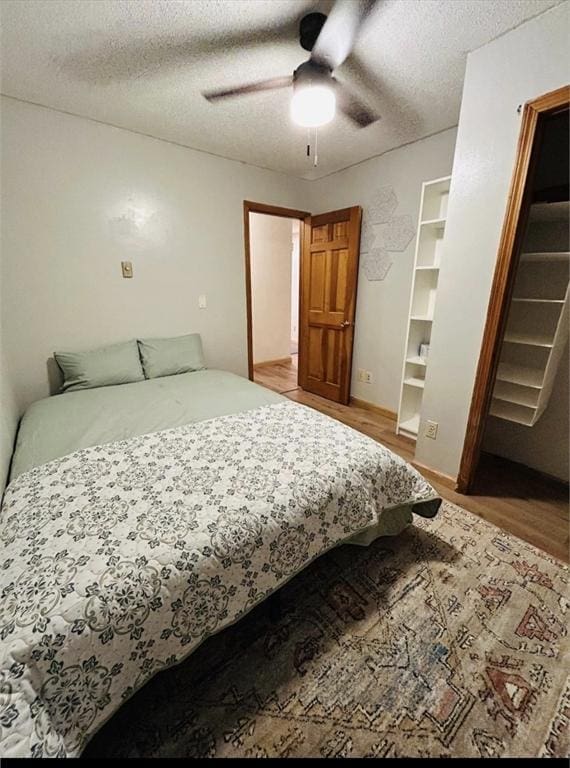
[299,206,362,404]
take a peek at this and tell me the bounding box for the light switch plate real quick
[198,294,207,309]
[121,261,133,278]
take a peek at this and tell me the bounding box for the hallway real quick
[253,354,298,394]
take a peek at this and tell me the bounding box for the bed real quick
[0,369,440,757]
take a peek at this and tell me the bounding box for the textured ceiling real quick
[0,0,562,179]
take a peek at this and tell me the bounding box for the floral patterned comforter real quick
[0,401,439,757]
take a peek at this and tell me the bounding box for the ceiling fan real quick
[202,0,380,129]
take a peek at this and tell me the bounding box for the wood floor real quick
[254,354,298,394]
[253,358,569,563]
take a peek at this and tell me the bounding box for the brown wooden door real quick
[299,206,362,404]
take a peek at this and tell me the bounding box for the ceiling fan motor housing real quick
[299,12,327,51]
[293,60,332,92]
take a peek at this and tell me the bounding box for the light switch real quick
[121,261,133,278]
[198,294,207,309]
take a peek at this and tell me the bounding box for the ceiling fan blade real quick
[311,0,377,71]
[203,75,293,102]
[333,79,380,128]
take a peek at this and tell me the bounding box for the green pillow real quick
[55,340,145,392]
[137,334,205,379]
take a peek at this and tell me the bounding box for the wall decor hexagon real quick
[361,248,393,281]
[378,214,416,252]
[359,221,376,253]
[359,186,417,281]
[367,186,398,224]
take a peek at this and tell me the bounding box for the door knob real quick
[339,320,353,328]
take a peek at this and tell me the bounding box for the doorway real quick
[244,201,363,403]
[243,201,308,395]
[456,86,569,559]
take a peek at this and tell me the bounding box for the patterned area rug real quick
[84,501,569,758]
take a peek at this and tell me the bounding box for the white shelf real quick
[490,209,569,427]
[529,201,569,223]
[496,362,544,389]
[493,381,539,408]
[489,398,536,426]
[404,377,425,389]
[503,331,554,348]
[420,218,446,229]
[511,297,564,304]
[519,251,570,262]
[406,356,427,366]
[397,174,451,442]
[399,414,420,436]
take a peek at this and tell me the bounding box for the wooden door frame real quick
[457,84,570,493]
[243,200,310,381]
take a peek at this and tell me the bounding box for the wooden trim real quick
[298,214,312,391]
[412,460,458,491]
[253,356,291,368]
[243,201,310,381]
[350,396,397,421]
[243,200,310,221]
[457,84,570,494]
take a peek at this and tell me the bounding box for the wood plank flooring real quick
[254,359,569,563]
[253,354,298,394]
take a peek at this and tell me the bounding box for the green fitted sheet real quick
[9,369,415,541]
[10,370,283,480]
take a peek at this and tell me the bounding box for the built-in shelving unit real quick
[396,176,451,440]
[490,200,569,426]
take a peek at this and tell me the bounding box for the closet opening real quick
[457,87,569,560]
[243,201,309,395]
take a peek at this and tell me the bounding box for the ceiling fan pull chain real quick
[314,127,319,167]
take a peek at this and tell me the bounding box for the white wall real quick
[0,128,19,496]
[416,3,570,477]
[0,97,310,416]
[308,128,457,412]
[0,295,19,497]
[250,213,293,365]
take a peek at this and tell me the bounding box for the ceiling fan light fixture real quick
[290,84,336,128]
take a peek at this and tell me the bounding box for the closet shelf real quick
[496,362,544,389]
[493,382,539,409]
[528,201,570,223]
[491,197,569,428]
[416,265,440,271]
[406,356,427,366]
[503,331,554,348]
[519,251,570,262]
[511,297,564,304]
[410,315,433,322]
[403,377,425,389]
[489,398,536,426]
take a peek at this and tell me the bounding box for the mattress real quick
[11,369,282,479]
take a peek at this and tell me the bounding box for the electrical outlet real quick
[425,420,438,440]
[357,369,373,383]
